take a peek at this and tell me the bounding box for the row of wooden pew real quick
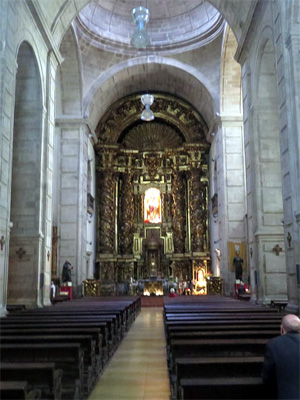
[164,295,283,400]
[0,296,141,400]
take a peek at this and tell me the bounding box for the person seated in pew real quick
[238,281,246,295]
[262,314,300,400]
[168,288,177,298]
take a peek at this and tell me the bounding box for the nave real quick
[0,295,288,400]
[89,307,170,400]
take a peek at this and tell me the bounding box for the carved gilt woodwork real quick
[94,93,210,285]
[98,169,115,254]
[119,172,134,255]
[96,93,208,145]
[190,167,205,252]
[171,169,186,253]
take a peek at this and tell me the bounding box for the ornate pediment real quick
[96,93,209,146]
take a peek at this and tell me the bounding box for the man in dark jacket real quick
[262,314,300,400]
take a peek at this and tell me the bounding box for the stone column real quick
[0,0,17,315]
[38,51,59,306]
[241,63,257,303]
[213,115,247,296]
[275,1,300,312]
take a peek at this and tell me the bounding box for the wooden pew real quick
[172,356,264,399]
[1,297,140,399]
[0,381,41,400]
[164,306,278,314]
[0,335,96,393]
[178,377,272,400]
[0,328,105,372]
[17,309,126,338]
[165,313,282,321]
[166,323,280,333]
[0,362,62,400]
[1,343,84,400]
[0,319,116,357]
[167,329,278,356]
[164,296,281,400]
[270,300,288,312]
[168,338,268,372]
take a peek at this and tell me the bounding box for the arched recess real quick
[56,25,83,116]
[53,24,84,286]
[8,41,43,306]
[220,27,242,115]
[253,32,285,303]
[84,57,216,133]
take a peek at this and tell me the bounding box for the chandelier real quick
[141,94,154,121]
[131,6,150,48]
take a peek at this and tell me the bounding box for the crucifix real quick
[287,232,292,247]
[272,244,282,256]
[0,236,5,251]
[16,247,26,259]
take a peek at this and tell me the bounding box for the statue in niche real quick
[233,252,243,280]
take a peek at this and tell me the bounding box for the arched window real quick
[144,188,161,223]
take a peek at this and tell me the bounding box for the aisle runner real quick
[89,307,170,400]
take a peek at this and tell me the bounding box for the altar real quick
[138,279,166,296]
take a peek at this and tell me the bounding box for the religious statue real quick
[62,259,73,282]
[232,252,243,280]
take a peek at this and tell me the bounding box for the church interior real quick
[0,0,300,398]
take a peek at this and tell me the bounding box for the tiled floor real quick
[89,307,170,400]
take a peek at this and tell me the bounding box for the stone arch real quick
[8,41,44,306]
[253,26,276,100]
[84,56,217,132]
[14,29,46,104]
[220,25,242,115]
[56,25,83,116]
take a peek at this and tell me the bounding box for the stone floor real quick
[88,307,170,400]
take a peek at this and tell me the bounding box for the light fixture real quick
[131,6,150,48]
[141,94,154,121]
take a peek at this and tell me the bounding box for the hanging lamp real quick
[131,6,150,48]
[141,94,154,121]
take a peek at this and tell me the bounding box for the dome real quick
[76,0,225,55]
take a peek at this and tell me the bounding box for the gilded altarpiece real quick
[94,93,211,295]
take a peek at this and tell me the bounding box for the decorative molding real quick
[96,93,208,146]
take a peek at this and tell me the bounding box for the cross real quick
[272,244,282,256]
[287,232,292,248]
[0,236,5,251]
[16,247,26,259]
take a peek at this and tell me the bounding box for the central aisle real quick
[89,307,170,400]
